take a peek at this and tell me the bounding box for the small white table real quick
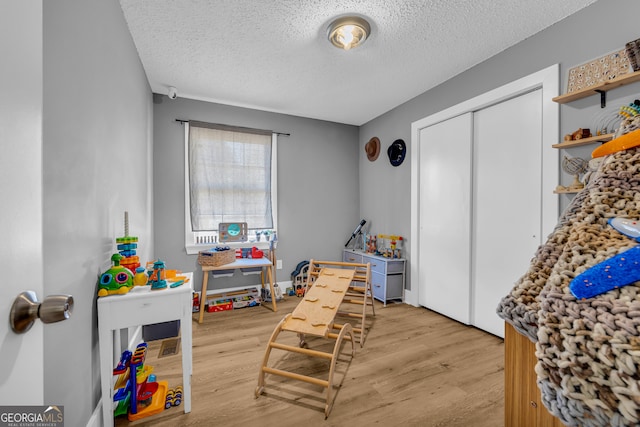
[98,272,193,427]
[198,257,276,323]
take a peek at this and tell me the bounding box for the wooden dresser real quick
[342,249,405,306]
[505,323,565,427]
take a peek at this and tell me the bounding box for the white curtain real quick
[189,122,273,232]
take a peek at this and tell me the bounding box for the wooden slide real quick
[255,261,373,418]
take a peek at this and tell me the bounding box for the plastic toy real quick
[169,279,185,288]
[251,247,264,259]
[291,260,309,297]
[117,211,141,273]
[378,234,403,250]
[149,260,168,290]
[165,386,183,409]
[192,292,200,313]
[618,100,640,118]
[136,369,159,403]
[366,234,377,253]
[261,283,283,302]
[97,254,135,297]
[610,218,640,238]
[143,261,186,290]
[112,342,168,421]
[570,218,640,299]
[378,234,404,258]
[113,350,132,375]
[133,267,148,286]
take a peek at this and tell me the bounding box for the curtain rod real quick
[175,119,290,137]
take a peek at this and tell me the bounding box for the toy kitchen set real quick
[342,220,406,306]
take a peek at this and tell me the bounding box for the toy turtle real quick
[97,253,134,297]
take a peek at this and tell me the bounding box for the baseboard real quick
[404,288,419,307]
[278,280,293,290]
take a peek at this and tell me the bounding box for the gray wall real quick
[153,97,359,292]
[359,0,640,292]
[43,0,152,425]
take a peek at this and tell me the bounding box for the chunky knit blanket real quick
[497,145,640,426]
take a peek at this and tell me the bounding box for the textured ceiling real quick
[119,0,598,126]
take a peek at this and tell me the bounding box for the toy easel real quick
[256,261,372,417]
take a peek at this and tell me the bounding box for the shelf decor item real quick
[365,137,380,162]
[387,139,406,167]
[563,128,591,142]
[592,109,621,137]
[561,155,588,191]
[565,49,632,94]
[625,38,640,72]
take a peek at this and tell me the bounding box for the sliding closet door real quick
[471,89,543,338]
[418,113,473,323]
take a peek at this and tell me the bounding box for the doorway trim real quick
[407,64,559,307]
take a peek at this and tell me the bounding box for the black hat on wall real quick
[387,139,406,167]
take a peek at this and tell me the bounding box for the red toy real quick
[251,247,264,258]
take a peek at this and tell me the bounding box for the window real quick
[184,121,278,254]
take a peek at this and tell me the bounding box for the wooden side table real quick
[198,257,277,323]
[97,272,193,427]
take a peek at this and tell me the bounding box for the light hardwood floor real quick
[116,296,505,427]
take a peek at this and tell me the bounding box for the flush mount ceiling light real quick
[327,16,371,51]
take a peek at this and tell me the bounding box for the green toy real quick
[97,253,135,297]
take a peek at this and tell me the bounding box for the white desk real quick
[198,257,276,323]
[98,272,193,427]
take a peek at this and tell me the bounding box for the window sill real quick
[186,240,274,255]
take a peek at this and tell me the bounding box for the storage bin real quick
[142,320,180,341]
[197,248,235,266]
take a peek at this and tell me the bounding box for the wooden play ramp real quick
[306,260,374,347]
[255,260,373,418]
